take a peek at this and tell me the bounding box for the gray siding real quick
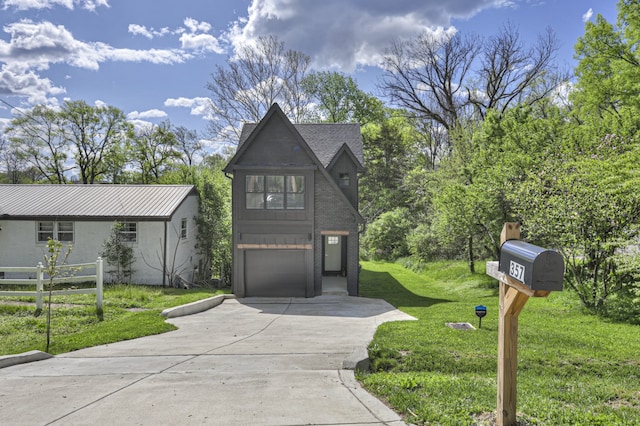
[327,151,359,208]
[236,114,316,167]
[313,171,359,296]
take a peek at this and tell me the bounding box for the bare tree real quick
[206,35,311,140]
[469,23,566,118]
[173,125,203,166]
[381,31,480,131]
[381,25,566,135]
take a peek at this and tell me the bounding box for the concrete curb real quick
[0,350,53,369]
[1,294,234,369]
[161,293,236,318]
[343,346,370,371]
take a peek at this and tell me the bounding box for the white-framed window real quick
[327,236,340,245]
[37,221,74,243]
[119,222,137,243]
[180,218,188,239]
[246,175,305,210]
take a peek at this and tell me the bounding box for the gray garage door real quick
[244,250,306,297]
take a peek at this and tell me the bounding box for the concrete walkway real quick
[0,295,415,425]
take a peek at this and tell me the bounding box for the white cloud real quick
[184,17,211,34]
[226,0,511,71]
[1,20,188,71]
[1,0,109,11]
[179,32,223,53]
[165,96,212,118]
[128,24,173,39]
[128,24,153,39]
[0,19,189,105]
[582,8,593,23]
[127,109,168,120]
[0,63,65,104]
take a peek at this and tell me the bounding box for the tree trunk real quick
[468,235,475,273]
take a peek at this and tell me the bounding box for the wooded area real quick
[1,0,638,322]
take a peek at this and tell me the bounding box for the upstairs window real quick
[246,175,305,210]
[338,173,350,188]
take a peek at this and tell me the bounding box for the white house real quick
[0,184,202,286]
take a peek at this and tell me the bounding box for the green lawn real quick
[358,260,640,425]
[0,285,226,356]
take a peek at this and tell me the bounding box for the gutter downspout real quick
[163,220,168,287]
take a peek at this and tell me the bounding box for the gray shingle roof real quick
[0,185,196,219]
[239,122,364,168]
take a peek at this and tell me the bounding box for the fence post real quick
[96,257,103,311]
[36,262,44,311]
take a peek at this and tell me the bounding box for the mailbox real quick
[499,240,564,291]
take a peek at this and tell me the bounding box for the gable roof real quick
[237,122,364,169]
[0,185,196,220]
[225,104,364,223]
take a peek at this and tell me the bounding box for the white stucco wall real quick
[0,194,202,286]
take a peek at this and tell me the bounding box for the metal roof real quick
[0,185,196,220]
[239,122,364,168]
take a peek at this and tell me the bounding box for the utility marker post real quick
[486,222,564,426]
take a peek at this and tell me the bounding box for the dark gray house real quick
[223,104,364,297]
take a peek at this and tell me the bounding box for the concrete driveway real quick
[0,295,415,425]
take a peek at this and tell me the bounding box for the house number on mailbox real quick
[509,260,525,282]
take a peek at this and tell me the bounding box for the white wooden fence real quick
[0,258,103,311]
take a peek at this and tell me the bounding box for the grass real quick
[358,260,640,425]
[0,284,227,356]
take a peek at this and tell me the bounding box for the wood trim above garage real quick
[237,243,313,249]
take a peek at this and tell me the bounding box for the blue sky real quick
[0,0,618,151]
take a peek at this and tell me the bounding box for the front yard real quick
[358,260,640,425]
[0,285,225,355]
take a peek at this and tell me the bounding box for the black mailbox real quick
[499,240,564,291]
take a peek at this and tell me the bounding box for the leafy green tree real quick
[42,239,73,352]
[361,207,413,261]
[128,121,181,183]
[101,222,136,284]
[6,105,71,183]
[512,116,640,310]
[161,156,232,286]
[360,110,426,220]
[59,100,130,183]
[301,71,384,124]
[573,0,640,117]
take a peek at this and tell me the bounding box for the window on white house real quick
[37,221,54,242]
[181,218,188,239]
[119,222,137,243]
[37,221,74,243]
[57,221,74,242]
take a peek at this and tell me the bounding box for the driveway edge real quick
[0,350,53,369]
[161,293,236,318]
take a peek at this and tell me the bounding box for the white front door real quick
[324,235,342,272]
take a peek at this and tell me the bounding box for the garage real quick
[244,250,307,297]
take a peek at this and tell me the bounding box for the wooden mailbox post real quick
[486,222,564,426]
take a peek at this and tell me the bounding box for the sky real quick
[0,0,619,153]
